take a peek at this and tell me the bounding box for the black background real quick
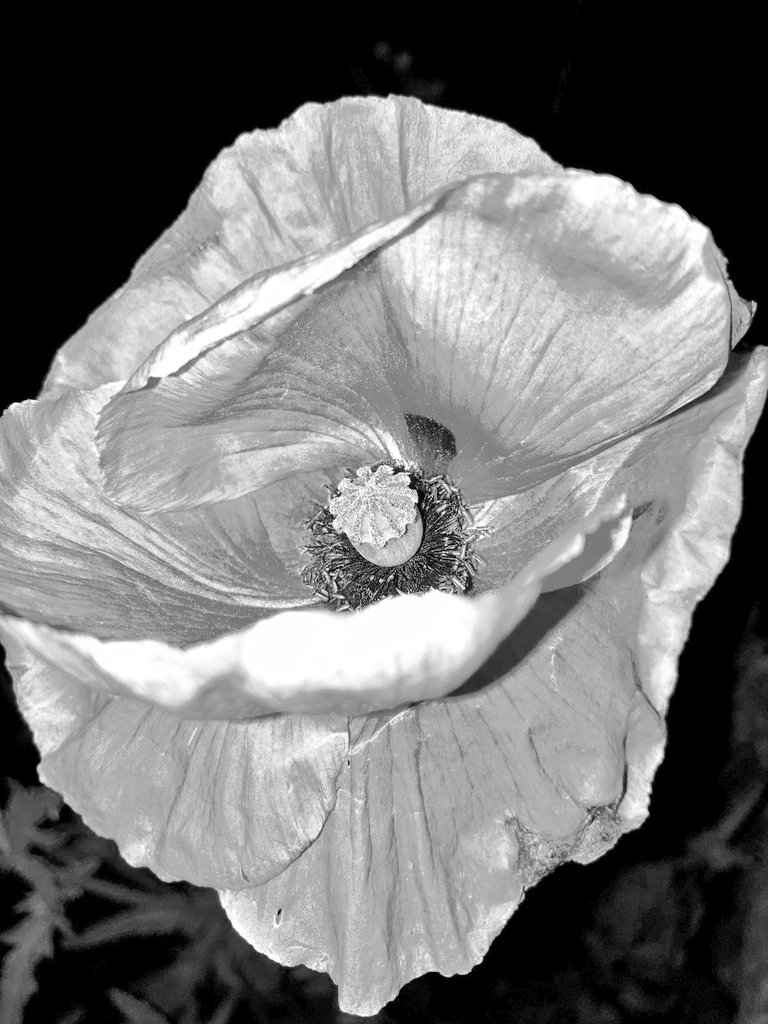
[2,6,765,1022]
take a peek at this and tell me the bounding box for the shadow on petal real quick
[451,586,583,698]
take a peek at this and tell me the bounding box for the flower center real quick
[301,461,481,611]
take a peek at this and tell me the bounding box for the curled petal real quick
[121,186,452,392]
[94,183,456,513]
[0,621,348,890]
[95,286,415,513]
[0,497,630,721]
[615,347,768,701]
[0,385,312,644]
[541,507,633,592]
[223,583,644,1015]
[584,348,768,827]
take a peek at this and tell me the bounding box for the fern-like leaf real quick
[0,892,57,1024]
[109,988,171,1024]
[65,903,192,950]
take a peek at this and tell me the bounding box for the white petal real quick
[378,173,742,499]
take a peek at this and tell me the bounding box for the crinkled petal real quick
[218,348,767,1015]
[0,498,630,720]
[0,385,313,644]
[0,623,348,889]
[44,97,556,395]
[377,174,744,499]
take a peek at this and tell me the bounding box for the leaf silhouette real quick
[109,988,171,1024]
[0,784,61,858]
[0,892,56,1024]
[65,904,192,949]
[78,874,165,906]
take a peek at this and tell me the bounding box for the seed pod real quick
[349,510,424,566]
[329,465,418,548]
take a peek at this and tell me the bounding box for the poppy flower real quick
[0,96,765,1014]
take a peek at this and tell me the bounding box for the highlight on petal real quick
[0,384,314,645]
[217,349,766,1016]
[44,96,557,396]
[0,496,630,722]
[0,622,348,890]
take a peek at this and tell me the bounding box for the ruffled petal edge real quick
[0,496,630,721]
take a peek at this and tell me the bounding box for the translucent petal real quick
[217,348,767,1015]
[44,97,556,395]
[0,385,312,644]
[377,174,745,499]
[0,624,348,890]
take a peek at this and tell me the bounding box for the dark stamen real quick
[301,463,482,611]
